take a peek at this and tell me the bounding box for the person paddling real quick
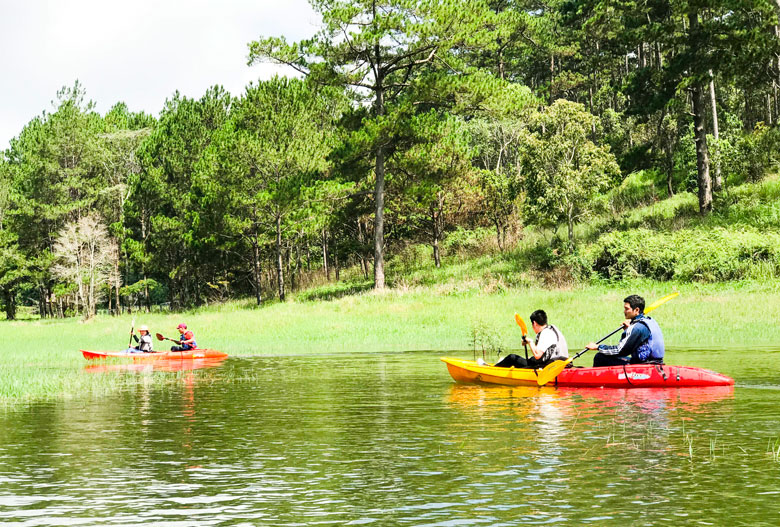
[586,294,665,367]
[171,323,197,352]
[493,310,569,369]
[129,325,154,353]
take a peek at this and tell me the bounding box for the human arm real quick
[586,320,637,353]
[523,335,544,360]
[527,328,557,360]
[614,322,650,357]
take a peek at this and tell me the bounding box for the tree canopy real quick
[1,0,779,317]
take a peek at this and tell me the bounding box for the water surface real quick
[1,348,779,525]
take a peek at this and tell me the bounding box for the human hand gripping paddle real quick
[128,318,136,349]
[514,313,530,362]
[156,333,181,345]
[535,292,680,386]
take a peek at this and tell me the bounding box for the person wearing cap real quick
[129,325,154,353]
[171,323,197,351]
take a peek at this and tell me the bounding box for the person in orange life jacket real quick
[171,323,197,351]
[492,310,569,369]
[587,294,665,367]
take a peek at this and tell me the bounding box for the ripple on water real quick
[0,352,779,525]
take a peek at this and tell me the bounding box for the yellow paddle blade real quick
[537,359,571,386]
[514,313,528,336]
[645,291,679,314]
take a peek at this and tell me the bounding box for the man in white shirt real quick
[492,310,569,369]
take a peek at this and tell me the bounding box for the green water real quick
[1,348,779,525]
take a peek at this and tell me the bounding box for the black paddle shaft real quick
[571,324,624,361]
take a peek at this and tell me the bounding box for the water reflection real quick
[83,357,226,374]
[0,352,776,526]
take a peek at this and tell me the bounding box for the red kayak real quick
[81,349,228,360]
[441,357,734,388]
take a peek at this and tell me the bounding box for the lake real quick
[1,348,779,525]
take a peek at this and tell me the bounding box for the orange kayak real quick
[81,349,228,360]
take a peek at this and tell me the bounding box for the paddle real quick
[156,332,180,344]
[128,318,136,349]
[514,313,529,362]
[536,292,680,386]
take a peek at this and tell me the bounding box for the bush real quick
[722,123,780,185]
[604,169,667,213]
[584,227,780,282]
[442,227,494,255]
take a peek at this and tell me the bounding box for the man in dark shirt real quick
[586,294,665,367]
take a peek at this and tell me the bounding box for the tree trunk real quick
[38,285,47,319]
[111,240,121,315]
[549,55,555,103]
[567,204,575,253]
[46,286,54,318]
[287,245,294,292]
[3,289,16,321]
[691,83,713,213]
[432,208,441,268]
[322,228,330,280]
[295,244,302,292]
[357,218,369,279]
[709,71,722,191]
[497,38,505,80]
[588,82,596,135]
[689,9,713,214]
[432,194,444,268]
[666,145,675,197]
[143,272,151,312]
[275,215,285,301]
[252,234,263,306]
[493,218,505,252]
[373,81,387,290]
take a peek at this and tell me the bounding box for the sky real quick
[0,0,319,150]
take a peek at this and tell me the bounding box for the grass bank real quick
[2,280,779,402]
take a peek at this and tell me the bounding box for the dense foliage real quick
[1,0,779,318]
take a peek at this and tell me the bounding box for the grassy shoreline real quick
[2,279,779,402]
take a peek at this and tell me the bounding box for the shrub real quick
[585,227,780,282]
[442,227,494,256]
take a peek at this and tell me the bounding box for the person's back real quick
[535,324,568,363]
[631,315,664,363]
